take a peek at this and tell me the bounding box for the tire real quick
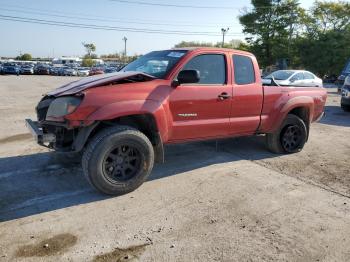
[82,126,154,195]
[266,114,307,154]
[341,104,350,112]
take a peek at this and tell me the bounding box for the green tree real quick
[81,58,96,67]
[16,53,32,61]
[239,0,303,67]
[217,39,243,49]
[174,39,245,50]
[82,42,96,58]
[174,41,214,48]
[296,1,350,75]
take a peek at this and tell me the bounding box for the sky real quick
[0,0,330,58]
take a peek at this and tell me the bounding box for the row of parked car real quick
[0,62,120,76]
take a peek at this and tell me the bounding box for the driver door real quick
[168,53,232,141]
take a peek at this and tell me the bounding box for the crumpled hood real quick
[47,71,155,97]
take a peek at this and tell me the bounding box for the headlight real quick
[46,96,82,119]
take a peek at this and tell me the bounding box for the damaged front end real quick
[26,95,91,152]
[25,71,155,152]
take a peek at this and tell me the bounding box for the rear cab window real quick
[233,55,255,85]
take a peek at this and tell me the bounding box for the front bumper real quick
[25,119,56,145]
[25,118,98,152]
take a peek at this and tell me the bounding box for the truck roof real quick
[170,47,253,56]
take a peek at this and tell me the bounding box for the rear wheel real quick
[266,114,307,154]
[82,126,154,195]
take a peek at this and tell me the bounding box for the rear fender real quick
[269,96,314,133]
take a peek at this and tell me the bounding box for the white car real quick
[63,67,78,76]
[264,70,323,87]
[77,67,90,76]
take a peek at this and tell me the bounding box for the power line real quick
[0,7,236,28]
[0,3,237,26]
[109,0,240,10]
[109,0,281,10]
[0,14,245,37]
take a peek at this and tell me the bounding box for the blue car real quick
[2,63,20,75]
[337,59,350,90]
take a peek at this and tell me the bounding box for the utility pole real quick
[122,36,127,57]
[221,28,229,48]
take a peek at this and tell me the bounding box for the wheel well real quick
[288,107,309,125]
[92,114,159,145]
[85,114,164,163]
[288,107,310,139]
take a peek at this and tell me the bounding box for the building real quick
[52,56,82,65]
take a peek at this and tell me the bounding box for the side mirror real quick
[177,70,200,85]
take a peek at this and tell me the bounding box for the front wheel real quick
[266,114,307,154]
[82,126,154,195]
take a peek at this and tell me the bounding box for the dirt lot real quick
[0,75,349,261]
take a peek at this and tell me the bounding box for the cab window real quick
[182,54,226,84]
[233,55,255,85]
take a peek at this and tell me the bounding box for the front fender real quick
[86,99,170,142]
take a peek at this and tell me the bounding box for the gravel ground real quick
[0,75,349,262]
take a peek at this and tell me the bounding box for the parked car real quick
[336,59,350,88]
[20,65,34,75]
[77,67,90,76]
[63,67,78,76]
[104,67,118,74]
[2,63,20,75]
[57,66,68,76]
[89,67,104,76]
[25,47,327,195]
[341,76,350,112]
[264,70,323,87]
[36,65,51,75]
[50,67,60,75]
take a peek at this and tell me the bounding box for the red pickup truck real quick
[26,48,327,195]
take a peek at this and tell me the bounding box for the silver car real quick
[265,70,323,87]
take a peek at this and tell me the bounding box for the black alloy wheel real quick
[281,125,303,153]
[103,145,142,183]
[82,126,154,195]
[266,114,307,154]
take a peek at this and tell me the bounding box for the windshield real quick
[122,50,188,78]
[265,70,295,80]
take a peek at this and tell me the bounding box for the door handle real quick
[218,92,231,100]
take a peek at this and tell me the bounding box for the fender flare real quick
[86,99,170,141]
[271,96,315,133]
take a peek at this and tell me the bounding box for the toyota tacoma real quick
[25,48,327,195]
